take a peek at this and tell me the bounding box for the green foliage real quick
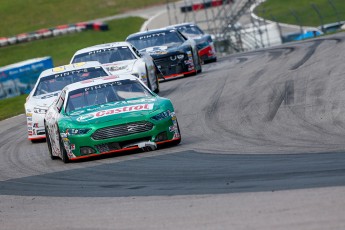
[0,17,145,67]
[255,0,345,27]
[0,0,167,37]
[0,94,27,120]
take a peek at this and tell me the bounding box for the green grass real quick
[0,17,145,67]
[0,0,168,37]
[0,94,27,120]
[255,0,345,27]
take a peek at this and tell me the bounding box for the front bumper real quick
[26,112,46,140]
[60,116,181,160]
[154,52,196,80]
[198,45,217,62]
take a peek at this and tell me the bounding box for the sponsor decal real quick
[87,47,127,55]
[40,92,59,99]
[102,76,119,80]
[52,67,100,79]
[84,81,123,92]
[73,62,86,67]
[52,66,65,72]
[27,122,32,126]
[139,33,165,40]
[145,46,168,55]
[77,103,154,121]
[76,113,95,122]
[169,125,177,132]
[70,144,75,150]
[173,133,181,139]
[26,113,32,117]
[108,65,128,72]
[27,117,32,121]
[33,123,39,128]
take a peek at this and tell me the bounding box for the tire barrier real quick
[180,0,234,13]
[0,22,108,47]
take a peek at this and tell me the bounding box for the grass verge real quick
[0,94,27,121]
[0,17,144,121]
[0,17,145,67]
[255,0,345,27]
[0,0,167,37]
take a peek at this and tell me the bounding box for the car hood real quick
[102,60,137,75]
[140,44,183,57]
[68,97,163,125]
[187,34,204,40]
[27,91,60,109]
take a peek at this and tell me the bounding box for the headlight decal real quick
[66,128,91,135]
[151,110,171,121]
[33,107,47,114]
[177,54,184,59]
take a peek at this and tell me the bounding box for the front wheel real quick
[171,120,181,145]
[196,54,202,74]
[45,125,57,160]
[153,75,160,94]
[145,66,152,91]
[58,131,69,163]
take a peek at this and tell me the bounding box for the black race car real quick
[126,28,202,80]
[167,23,217,63]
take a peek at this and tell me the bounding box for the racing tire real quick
[196,54,203,74]
[45,125,57,160]
[145,66,153,91]
[58,129,69,163]
[191,51,202,76]
[171,120,181,146]
[153,75,160,94]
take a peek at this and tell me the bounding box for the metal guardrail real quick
[166,0,345,55]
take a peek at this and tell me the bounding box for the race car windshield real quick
[33,67,108,96]
[127,31,184,50]
[72,46,137,64]
[176,25,204,37]
[66,79,153,114]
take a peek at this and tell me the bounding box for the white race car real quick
[24,61,110,142]
[70,41,160,93]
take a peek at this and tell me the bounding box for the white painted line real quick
[140,10,167,32]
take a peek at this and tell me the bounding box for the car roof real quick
[64,74,138,93]
[166,22,196,28]
[38,61,106,79]
[126,28,178,39]
[72,41,132,56]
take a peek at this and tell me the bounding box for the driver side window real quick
[131,45,141,57]
[56,90,66,112]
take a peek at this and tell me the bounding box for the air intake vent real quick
[91,121,154,140]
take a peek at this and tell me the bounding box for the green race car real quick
[44,74,181,163]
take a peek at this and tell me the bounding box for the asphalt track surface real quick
[1,33,345,229]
